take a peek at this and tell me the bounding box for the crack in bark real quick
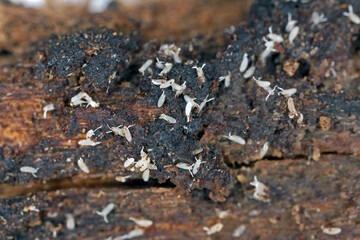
[226,152,353,169]
[0,176,175,199]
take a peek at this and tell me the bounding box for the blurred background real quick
[1,0,252,65]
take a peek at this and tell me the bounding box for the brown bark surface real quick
[1,0,360,239]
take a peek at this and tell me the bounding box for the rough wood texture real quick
[1,0,360,239]
[1,155,359,239]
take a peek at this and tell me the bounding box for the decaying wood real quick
[1,0,360,239]
[1,155,359,239]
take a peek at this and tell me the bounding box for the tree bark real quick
[1,0,360,239]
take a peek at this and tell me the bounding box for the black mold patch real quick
[39,29,138,92]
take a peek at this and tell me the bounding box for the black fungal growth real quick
[40,29,138,92]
